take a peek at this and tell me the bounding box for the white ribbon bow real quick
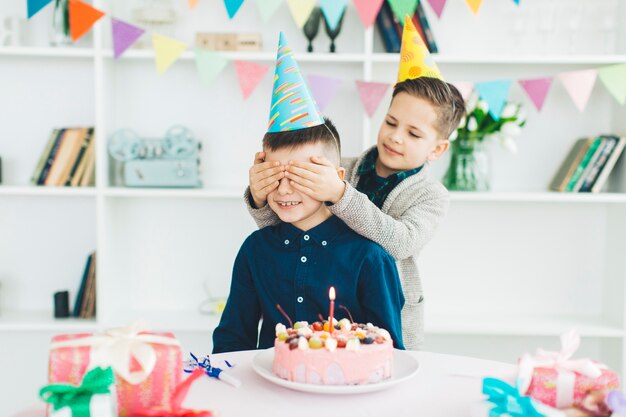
[50,322,180,385]
[518,329,605,408]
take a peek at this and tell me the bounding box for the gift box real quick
[48,324,183,417]
[41,367,117,417]
[518,330,620,409]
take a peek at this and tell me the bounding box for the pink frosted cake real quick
[272,319,394,385]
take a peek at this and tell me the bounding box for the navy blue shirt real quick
[212,215,405,353]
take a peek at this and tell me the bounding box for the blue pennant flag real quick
[27,0,53,18]
[320,0,348,31]
[224,0,244,18]
[475,80,512,120]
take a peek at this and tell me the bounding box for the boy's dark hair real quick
[262,117,341,164]
[392,77,465,141]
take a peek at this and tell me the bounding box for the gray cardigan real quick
[244,146,450,349]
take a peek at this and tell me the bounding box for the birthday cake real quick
[272,319,394,385]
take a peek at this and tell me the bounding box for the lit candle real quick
[328,286,335,335]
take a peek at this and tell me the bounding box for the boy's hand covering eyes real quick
[285,156,346,204]
[249,151,285,208]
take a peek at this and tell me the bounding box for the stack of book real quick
[550,135,626,193]
[73,251,96,319]
[31,127,95,187]
[376,2,438,54]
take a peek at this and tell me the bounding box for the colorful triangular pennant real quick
[27,0,53,19]
[223,0,244,19]
[356,80,390,118]
[320,0,348,31]
[452,81,474,102]
[111,18,144,59]
[465,0,483,15]
[189,0,199,8]
[558,69,597,113]
[69,0,105,42]
[352,0,384,28]
[308,74,343,112]
[287,0,316,29]
[152,33,188,74]
[387,0,419,24]
[195,49,230,86]
[519,77,553,111]
[234,60,270,100]
[512,0,520,4]
[427,0,447,18]
[598,64,626,105]
[256,0,283,23]
[474,80,512,120]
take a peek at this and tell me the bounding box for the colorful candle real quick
[329,286,335,335]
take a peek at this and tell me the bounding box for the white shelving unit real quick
[2,0,626,414]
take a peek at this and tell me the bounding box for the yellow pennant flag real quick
[465,0,483,15]
[188,0,199,8]
[152,33,188,74]
[287,0,316,28]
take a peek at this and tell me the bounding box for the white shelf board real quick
[426,313,624,338]
[450,192,626,203]
[0,186,97,197]
[103,49,366,63]
[0,47,95,58]
[372,53,626,65]
[103,187,243,198]
[0,311,98,332]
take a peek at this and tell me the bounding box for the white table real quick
[15,350,516,417]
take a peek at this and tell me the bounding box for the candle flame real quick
[329,286,335,300]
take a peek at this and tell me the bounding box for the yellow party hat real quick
[397,15,443,82]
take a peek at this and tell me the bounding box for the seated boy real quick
[213,33,404,353]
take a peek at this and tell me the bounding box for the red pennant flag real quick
[234,60,270,100]
[352,0,385,28]
[69,0,105,42]
[355,80,390,118]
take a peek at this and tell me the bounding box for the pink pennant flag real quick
[558,69,597,112]
[519,77,553,111]
[352,0,385,28]
[427,0,447,18]
[307,75,343,112]
[355,80,390,118]
[111,18,144,59]
[234,60,270,100]
[452,81,474,101]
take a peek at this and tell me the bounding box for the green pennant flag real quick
[598,64,626,105]
[195,48,230,86]
[387,0,419,24]
[255,0,283,23]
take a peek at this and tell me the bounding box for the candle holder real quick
[303,7,322,53]
[323,8,345,53]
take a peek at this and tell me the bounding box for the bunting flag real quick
[188,0,199,8]
[452,81,474,101]
[356,80,390,118]
[519,77,553,111]
[474,80,512,120]
[27,0,52,19]
[234,60,270,100]
[255,0,283,23]
[465,0,483,15]
[308,74,343,112]
[223,0,244,19]
[287,0,316,29]
[111,18,145,59]
[397,16,442,81]
[598,64,626,105]
[387,0,419,24]
[513,0,520,4]
[320,0,348,31]
[195,48,230,86]
[69,0,105,42]
[558,69,597,112]
[352,0,385,28]
[427,0,447,19]
[152,33,188,74]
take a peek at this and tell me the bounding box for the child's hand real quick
[285,156,346,204]
[249,151,285,208]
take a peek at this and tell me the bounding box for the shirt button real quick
[322,241,327,246]
[284,240,289,245]
[303,235,310,241]
[300,256,307,263]
[297,296,304,303]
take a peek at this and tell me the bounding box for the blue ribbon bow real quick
[183,353,233,379]
[483,378,546,417]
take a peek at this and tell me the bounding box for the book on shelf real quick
[415,1,438,53]
[376,2,401,53]
[549,135,626,193]
[31,127,95,187]
[74,251,96,319]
